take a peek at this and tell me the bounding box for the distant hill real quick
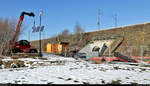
[31,22,150,57]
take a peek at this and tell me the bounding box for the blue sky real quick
[0,0,150,41]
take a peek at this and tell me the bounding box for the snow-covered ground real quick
[0,54,150,84]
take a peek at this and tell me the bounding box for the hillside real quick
[30,22,150,57]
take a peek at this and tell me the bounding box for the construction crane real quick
[8,11,38,56]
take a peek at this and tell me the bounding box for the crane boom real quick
[12,12,35,42]
[9,11,35,51]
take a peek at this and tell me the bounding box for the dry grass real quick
[0,60,25,69]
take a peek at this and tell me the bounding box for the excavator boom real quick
[11,12,35,42]
[8,11,35,56]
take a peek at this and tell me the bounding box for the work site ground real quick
[0,53,150,84]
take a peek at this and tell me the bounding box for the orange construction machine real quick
[8,11,38,56]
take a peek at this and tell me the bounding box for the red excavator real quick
[9,11,38,55]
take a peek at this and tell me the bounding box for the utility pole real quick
[97,8,100,31]
[39,11,43,57]
[115,13,118,28]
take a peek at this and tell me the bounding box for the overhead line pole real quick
[115,13,118,28]
[98,8,100,31]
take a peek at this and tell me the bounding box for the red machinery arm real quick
[11,11,35,42]
[9,12,35,50]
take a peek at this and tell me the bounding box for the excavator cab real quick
[12,40,38,53]
[18,40,30,46]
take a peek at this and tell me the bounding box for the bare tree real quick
[0,17,27,56]
[18,22,28,39]
[61,29,70,36]
[0,18,16,55]
[72,22,85,46]
[74,22,85,34]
